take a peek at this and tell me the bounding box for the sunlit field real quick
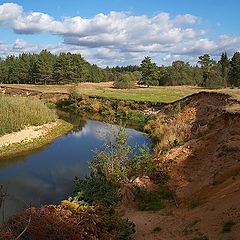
[1,82,240,102]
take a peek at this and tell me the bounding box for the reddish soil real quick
[124,93,240,240]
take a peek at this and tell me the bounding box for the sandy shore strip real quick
[0,121,59,148]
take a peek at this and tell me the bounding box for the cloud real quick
[0,3,240,66]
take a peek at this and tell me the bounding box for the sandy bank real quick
[0,121,59,148]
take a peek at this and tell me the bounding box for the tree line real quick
[0,49,239,88]
[139,52,240,88]
[0,50,116,84]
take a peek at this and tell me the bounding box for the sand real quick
[0,121,58,149]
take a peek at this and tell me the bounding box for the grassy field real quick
[1,82,240,102]
[0,96,57,136]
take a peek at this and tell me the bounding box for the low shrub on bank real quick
[0,96,57,136]
[0,200,134,240]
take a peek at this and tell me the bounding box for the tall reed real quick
[0,96,57,136]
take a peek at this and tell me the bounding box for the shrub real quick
[68,85,80,103]
[0,200,134,240]
[222,220,235,232]
[73,173,121,207]
[113,73,135,89]
[89,127,154,184]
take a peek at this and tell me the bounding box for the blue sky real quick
[0,0,240,66]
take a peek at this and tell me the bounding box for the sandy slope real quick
[0,121,58,148]
[123,93,240,240]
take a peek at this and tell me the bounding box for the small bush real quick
[113,73,135,89]
[68,85,80,102]
[152,226,161,233]
[73,173,120,207]
[222,220,235,232]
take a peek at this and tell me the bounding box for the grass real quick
[0,119,73,159]
[222,220,236,233]
[2,82,240,103]
[0,96,57,136]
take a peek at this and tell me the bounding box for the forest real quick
[0,50,239,88]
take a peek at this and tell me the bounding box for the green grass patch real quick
[0,96,57,136]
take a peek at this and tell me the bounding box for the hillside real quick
[124,92,240,239]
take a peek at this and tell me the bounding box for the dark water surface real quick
[0,118,151,222]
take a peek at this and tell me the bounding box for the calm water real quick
[0,118,151,222]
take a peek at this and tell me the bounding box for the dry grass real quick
[1,82,240,103]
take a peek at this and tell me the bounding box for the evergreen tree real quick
[219,52,230,87]
[0,59,8,83]
[198,54,214,87]
[229,52,240,87]
[36,50,56,84]
[139,56,158,87]
[17,53,31,83]
[5,56,19,83]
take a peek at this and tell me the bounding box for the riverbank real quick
[0,119,73,159]
[1,92,240,239]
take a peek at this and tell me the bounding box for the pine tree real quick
[139,56,158,87]
[229,52,240,87]
[219,52,230,87]
[36,50,56,84]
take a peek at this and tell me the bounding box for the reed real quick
[0,96,57,136]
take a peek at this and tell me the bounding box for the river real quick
[0,117,151,222]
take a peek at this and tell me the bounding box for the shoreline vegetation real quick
[0,119,73,159]
[0,90,240,239]
[0,95,74,158]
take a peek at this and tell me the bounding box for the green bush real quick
[90,127,154,184]
[73,173,120,206]
[222,220,235,232]
[113,73,135,89]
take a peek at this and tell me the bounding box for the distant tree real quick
[206,64,224,88]
[54,53,74,84]
[229,52,240,87]
[198,54,215,87]
[36,50,56,84]
[139,56,158,87]
[17,53,31,83]
[0,59,8,83]
[191,65,203,86]
[219,52,230,87]
[87,64,105,82]
[5,56,18,83]
[113,73,135,89]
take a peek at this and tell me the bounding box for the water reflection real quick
[0,119,151,222]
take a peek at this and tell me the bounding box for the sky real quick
[0,0,240,66]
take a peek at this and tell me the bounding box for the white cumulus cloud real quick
[0,3,240,66]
